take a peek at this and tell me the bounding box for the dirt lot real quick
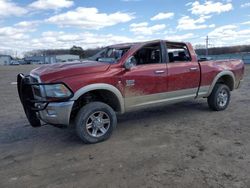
[0,64,250,188]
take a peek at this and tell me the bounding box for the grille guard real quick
[17,74,73,127]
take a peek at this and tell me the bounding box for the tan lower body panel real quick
[124,86,210,111]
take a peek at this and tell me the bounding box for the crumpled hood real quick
[31,60,110,82]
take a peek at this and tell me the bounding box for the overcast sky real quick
[0,0,250,56]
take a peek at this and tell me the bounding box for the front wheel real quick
[75,102,117,144]
[207,84,231,111]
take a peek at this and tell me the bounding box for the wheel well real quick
[217,75,234,91]
[70,89,121,122]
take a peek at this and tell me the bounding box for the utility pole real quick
[206,35,209,56]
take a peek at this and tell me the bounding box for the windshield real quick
[88,47,130,63]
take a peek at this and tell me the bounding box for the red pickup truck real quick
[17,40,244,143]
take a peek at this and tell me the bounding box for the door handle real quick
[155,70,165,74]
[189,67,198,72]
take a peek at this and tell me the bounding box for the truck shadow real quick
[0,100,210,146]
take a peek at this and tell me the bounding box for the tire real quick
[207,83,231,111]
[75,102,117,144]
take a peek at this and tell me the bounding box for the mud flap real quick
[17,74,41,127]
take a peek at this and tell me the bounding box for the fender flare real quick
[71,83,125,113]
[206,71,235,97]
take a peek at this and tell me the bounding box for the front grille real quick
[30,76,42,98]
[30,76,39,83]
[33,87,41,97]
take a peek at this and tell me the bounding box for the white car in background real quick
[10,60,20,65]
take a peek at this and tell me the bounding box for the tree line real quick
[24,46,102,59]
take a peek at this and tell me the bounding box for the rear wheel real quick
[75,102,117,144]
[207,84,231,111]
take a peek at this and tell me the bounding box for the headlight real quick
[43,84,72,100]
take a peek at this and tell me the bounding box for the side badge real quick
[126,80,135,86]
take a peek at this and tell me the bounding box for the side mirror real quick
[124,56,137,70]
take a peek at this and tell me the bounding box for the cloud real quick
[177,15,215,30]
[130,22,166,35]
[151,12,174,21]
[46,7,134,29]
[188,1,233,15]
[241,2,250,8]
[0,26,30,40]
[14,20,40,28]
[0,0,27,17]
[0,29,140,52]
[241,21,250,25]
[0,21,40,49]
[208,25,250,45]
[29,0,74,10]
[165,33,195,41]
[208,25,238,38]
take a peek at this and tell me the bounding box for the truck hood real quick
[31,61,110,82]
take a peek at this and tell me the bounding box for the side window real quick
[133,43,161,65]
[166,43,191,63]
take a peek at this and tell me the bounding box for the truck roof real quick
[108,40,188,49]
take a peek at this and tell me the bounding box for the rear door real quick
[165,42,200,97]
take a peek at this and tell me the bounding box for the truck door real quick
[165,42,200,97]
[122,42,167,109]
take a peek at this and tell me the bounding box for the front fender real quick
[71,83,125,113]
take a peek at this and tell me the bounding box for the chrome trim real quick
[29,73,46,99]
[30,73,41,82]
[155,70,165,74]
[72,83,125,113]
[189,67,198,71]
[38,101,74,126]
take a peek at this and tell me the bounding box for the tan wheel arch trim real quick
[205,71,235,97]
[71,83,125,113]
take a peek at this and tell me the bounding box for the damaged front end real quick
[17,74,74,128]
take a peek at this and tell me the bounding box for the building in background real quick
[0,55,12,65]
[24,54,80,64]
[24,55,44,64]
[55,54,80,62]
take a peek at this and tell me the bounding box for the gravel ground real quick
[0,64,250,188]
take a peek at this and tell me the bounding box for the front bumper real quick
[17,74,74,127]
[38,101,74,126]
